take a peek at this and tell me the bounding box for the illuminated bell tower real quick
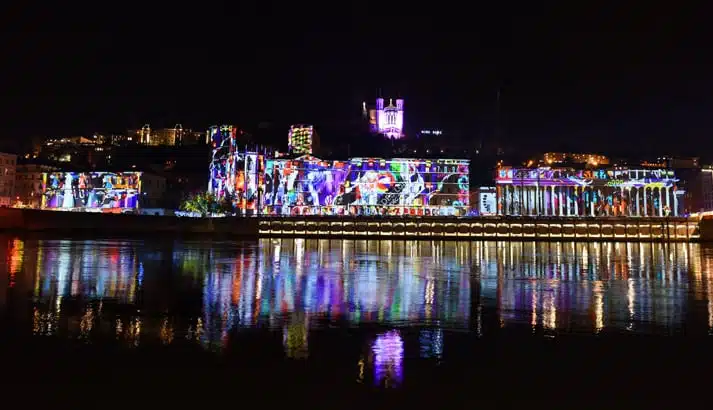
[375,97,404,139]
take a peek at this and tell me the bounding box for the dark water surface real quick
[2,235,713,404]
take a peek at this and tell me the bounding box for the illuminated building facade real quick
[0,152,17,206]
[209,144,469,216]
[126,124,202,146]
[207,125,266,214]
[209,120,468,216]
[370,98,404,139]
[473,186,497,216]
[496,166,681,217]
[15,163,58,208]
[287,124,319,156]
[263,157,469,216]
[41,171,166,211]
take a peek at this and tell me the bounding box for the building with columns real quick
[495,166,681,217]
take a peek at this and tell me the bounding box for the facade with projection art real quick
[40,171,166,211]
[206,124,469,216]
[495,166,682,217]
[207,116,468,216]
[262,157,469,216]
[207,124,267,214]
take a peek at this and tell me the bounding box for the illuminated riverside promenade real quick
[258,215,701,242]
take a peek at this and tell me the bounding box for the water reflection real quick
[371,330,404,388]
[2,238,713,357]
[283,313,309,359]
[419,328,444,360]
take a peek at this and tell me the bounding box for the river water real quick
[2,236,713,403]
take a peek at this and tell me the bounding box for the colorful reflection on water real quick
[2,237,713,386]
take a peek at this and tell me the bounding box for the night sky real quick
[2,3,713,158]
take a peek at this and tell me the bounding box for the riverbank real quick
[0,207,258,238]
[1,207,710,241]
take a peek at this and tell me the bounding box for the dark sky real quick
[2,3,713,157]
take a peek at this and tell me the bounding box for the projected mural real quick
[262,157,469,216]
[496,167,682,217]
[206,125,470,216]
[207,125,266,213]
[42,172,142,210]
[207,125,239,201]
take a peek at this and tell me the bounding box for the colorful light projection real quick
[262,157,469,216]
[496,167,681,217]
[207,125,265,213]
[41,172,142,210]
[287,124,316,156]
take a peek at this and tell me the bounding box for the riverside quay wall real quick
[1,208,712,242]
[0,208,258,237]
[258,216,704,242]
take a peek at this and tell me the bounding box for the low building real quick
[15,163,58,208]
[496,166,682,217]
[676,167,713,215]
[40,170,166,211]
[471,187,497,216]
[0,152,17,206]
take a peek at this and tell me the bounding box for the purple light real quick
[375,98,404,139]
[372,330,404,387]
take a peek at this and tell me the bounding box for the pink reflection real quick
[372,330,404,387]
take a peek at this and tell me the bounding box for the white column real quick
[621,187,625,216]
[501,185,506,215]
[590,188,595,216]
[673,189,678,216]
[527,186,532,215]
[658,188,663,217]
[574,187,579,216]
[665,186,670,215]
[635,187,640,216]
[563,187,568,216]
[643,187,648,216]
[508,185,513,215]
[558,187,563,216]
[552,186,556,216]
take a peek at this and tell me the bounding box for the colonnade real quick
[497,184,678,217]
